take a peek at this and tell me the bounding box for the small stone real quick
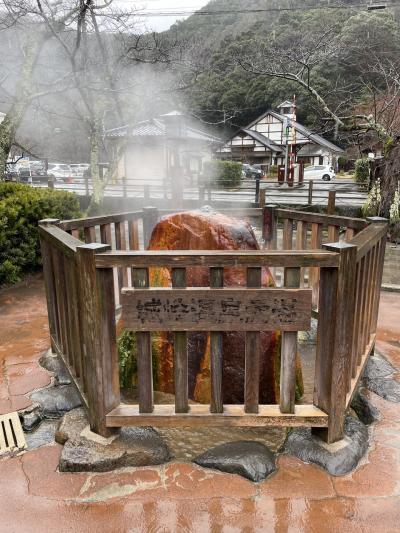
[59,427,171,472]
[39,350,71,385]
[25,419,59,450]
[283,416,369,476]
[193,441,277,482]
[30,384,82,419]
[55,408,88,445]
[351,388,380,425]
[21,407,43,432]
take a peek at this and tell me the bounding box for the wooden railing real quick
[39,208,387,444]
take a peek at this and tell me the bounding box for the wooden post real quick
[245,267,261,413]
[327,189,336,215]
[172,268,188,413]
[308,180,313,206]
[259,187,266,209]
[76,243,120,436]
[262,204,277,249]
[39,219,60,352]
[210,267,223,413]
[142,207,158,248]
[255,177,260,205]
[313,242,357,443]
[280,267,301,414]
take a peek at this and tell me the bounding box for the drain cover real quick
[0,412,27,456]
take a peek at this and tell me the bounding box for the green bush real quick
[203,160,242,188]
[269,165,278,177]
[0,183,81,285]
[355,158,370,184]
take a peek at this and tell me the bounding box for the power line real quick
[122,2,400,17]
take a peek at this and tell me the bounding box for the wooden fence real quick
[39,207,387,444]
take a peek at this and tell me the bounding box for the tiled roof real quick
[105,115,221,144]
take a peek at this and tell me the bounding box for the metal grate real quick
[0,412,26,456]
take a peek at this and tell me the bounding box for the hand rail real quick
[95,249,340,269]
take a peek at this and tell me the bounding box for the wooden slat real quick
[351,260,362,379]
[128,220,140,251]
[309,223,323,308]
[280,267,301,414]
[122,288,312,332]
[245,268,261,414]
[210,267,223,413]
[263,205,277,250]
[132,267,153,414]
[172,268,188,413]
[61,210,143,231]
[371,235,387,334]
[100,223,112,246]
[96,250,340,269]
[84,226,96,244]
[327,225,340,243]
[115,221,129,289]
[283,219,293,249]
[71,229,81,240]
[275,208,366,230]
[39,227,60,350]
[296,221,308,286]
[106,404,328,428]
[345,228,355,241]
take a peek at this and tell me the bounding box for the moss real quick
[117,330,159,390]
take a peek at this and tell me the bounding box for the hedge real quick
[355,158,370,184]
[203,160,242,188]
[0,183,81,285]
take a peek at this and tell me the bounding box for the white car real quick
[304,165,335,181]
[47,163,73,182]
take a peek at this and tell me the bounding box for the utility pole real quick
[283,117,290,185]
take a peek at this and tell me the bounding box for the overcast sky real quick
[134,1,209,32]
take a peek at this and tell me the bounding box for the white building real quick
[217,101,344,171]
[106,111,221,190]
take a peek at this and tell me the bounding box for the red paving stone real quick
[0,275,399,532]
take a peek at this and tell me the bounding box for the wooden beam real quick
[106,404,328,428]
[95,250,340,269]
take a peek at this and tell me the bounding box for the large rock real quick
[362,354,400,403]
[193,440,277,482]
[55,408,88,445]
[59,427,171,472]
[142,209,303,404]
[30,384,82,418]
[283,416,369,476]
[39,350,72,385]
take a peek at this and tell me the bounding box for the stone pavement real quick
[0,275,399,532]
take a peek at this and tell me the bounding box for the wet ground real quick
[1,275,400,532]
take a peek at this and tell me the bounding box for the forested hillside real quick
[166,0,400,142]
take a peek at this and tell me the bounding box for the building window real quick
[319,155,324,165]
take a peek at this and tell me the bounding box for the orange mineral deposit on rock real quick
[147,209,303,405]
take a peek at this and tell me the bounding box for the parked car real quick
[304,165,335,181]
[242,163,264,179]
[47,163,73,183]
[70,163,89,177]
[18,161,48,183]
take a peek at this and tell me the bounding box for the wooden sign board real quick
[121,288,312,332]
